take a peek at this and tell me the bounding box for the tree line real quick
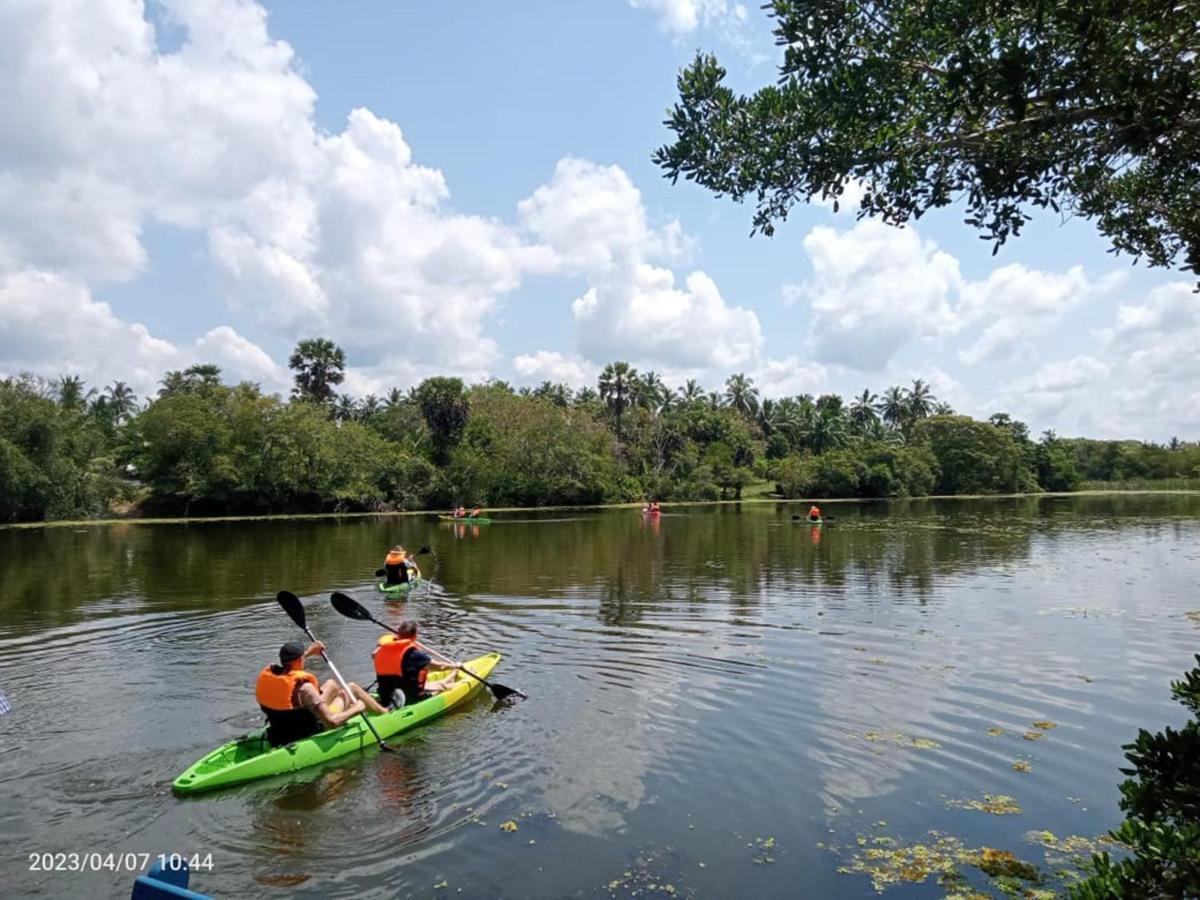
[1,338,1197,522]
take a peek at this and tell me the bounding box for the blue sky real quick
[0,0,1195,439]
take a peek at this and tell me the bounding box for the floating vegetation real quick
[868,658,888,665]
[1031,720,1057,730]
[1077,674,1095,683]
[833,831,1044,895]
[1023,731,1045,741]
[500,820,519,832]
[1037,606,1125,619]
[1186,611,1200,627]
[598,845,695,898]
[986,727,1005,737]
[859,730,941,750]
[1012,760,1032,773]
[1024,830,1124,858]
[947,793,1022,815]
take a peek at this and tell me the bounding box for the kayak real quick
[642,508,661,516]
[172,652,500,795]
[806,517,823,526]
[376,576,423,596]
[439,515,491,524]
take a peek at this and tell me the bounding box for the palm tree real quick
[333,394,359,422]
[638,371,666,411]
[361,394,382,419]
[680,379,704,404]
[575,386,599,405]
[104,381,138,422]
[932,401,954,415]
[288,338,346,404]
[878,386,908,430]
[849,389,879,433]
[907,378,936,421]
[803,408,849,454]
[56,375,94,410]
[706,390,724,410]
[724,373,759,418]
[658,387,678,413]
[385,387,405,410]
[757,397,777,435]
[598,361,637,440]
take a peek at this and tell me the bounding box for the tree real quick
[724,373,759,418]
[849,389,880,433]
[654,2,1200,277]
[1070,656,1200,898]
[599,361,637,441]
[55,375,94,411]
[907,379,936,421]
[160,364,222,398]
[414,377,470,466]
[103,381,138,423]
[878,386,908,430]
[288,338,345,404]
[913,415,1034,494]
[803,408,849,454]
[680,379,704,404]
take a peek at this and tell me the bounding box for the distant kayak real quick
[806,517,823,526]
[376,576,422,596]
[642,508,661,516]
[439,515,491,524]
[172,652,500,795]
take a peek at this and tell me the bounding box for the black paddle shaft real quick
[274,591,397,752]
[329,592,525,701]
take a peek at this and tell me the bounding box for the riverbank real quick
[5,487,1200,529]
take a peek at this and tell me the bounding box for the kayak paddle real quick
[792,514,834,521]
[329,591,526,701]
[375,545,432,578]
[275,590,398,753]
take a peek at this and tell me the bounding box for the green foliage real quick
[1070,656,1200,898]
[912,415,1033,494]
[288,338,345,404]
[414,376,470,466]
[2,350,1197,521]
[654,0,1200,277]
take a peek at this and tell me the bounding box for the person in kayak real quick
[383,545,417,585]
[468,506,482,518]
[807,504,822,521]
[373,620,463,708]
[255,641,387,747]
[453,506,466,519]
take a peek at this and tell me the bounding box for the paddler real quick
[453,506,466,519]
[255,641,387,747]
[373,620,462,709]
[383,544,417,585]
[807,504,822,521]
[468,506,482,518]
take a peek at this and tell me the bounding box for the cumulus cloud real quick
[512,351,593,388]
[628,0,747,35]
[795,220,962,370]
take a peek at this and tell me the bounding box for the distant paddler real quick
[382,544,419,586]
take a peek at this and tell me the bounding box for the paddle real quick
[329,591,526,701]
[375,545,432,578]
[792,514,835,521]
[275,590,398,753]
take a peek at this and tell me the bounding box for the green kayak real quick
[439,515,491,524]
[376,576,422,596]
[172,652,500,795]
[806,517,823,526]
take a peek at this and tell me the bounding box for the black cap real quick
[279,641,306,664]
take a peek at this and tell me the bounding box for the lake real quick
[2,495,1198,898]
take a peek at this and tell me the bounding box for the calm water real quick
[2,496,1199,898]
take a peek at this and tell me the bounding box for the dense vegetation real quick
[654,0,1200,277]
[1071,655,1200,898]
[0,340,1197,521]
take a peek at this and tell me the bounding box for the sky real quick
[0,0,1196,440]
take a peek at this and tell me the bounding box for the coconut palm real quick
[385,387,405,410]
[757,397,777,435]
[932,401,954,415]
[103,380,138,422]
[360,394,382,419]
[707,390,724,410]
[724,373,759,418]
[680,379,704,403]
[333,394,359,422]
[638,371,666,411]
[56,375,94,410]
[599,361,637,440]
[803,408,849,454]
[878,386,908,429]
[907,378,936,421]
[575,386,599,404]
[849,389,879,433]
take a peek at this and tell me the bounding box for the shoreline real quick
[3,488,1198,530]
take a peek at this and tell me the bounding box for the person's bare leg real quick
[349,682,388,715]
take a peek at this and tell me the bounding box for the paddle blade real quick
[488,682,526,702]
[415,545,431,556]
[331,591,374,621]
[374,568,387,577]
[276,591,307,630]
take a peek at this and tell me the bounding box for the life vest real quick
[255,665,319,711]
[255,665,321,746]
[385,550,406,566]
[808,506,821,518]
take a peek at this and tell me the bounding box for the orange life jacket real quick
[809,506,821,518]
[373,635,427,690]
[255,665,319,711]
[385,550,406,566]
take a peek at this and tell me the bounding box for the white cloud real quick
[628,0,746,35]
[751,357,828,398]
[0,269,280,396]
[512,351,593,388]
[796,220,962,370]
